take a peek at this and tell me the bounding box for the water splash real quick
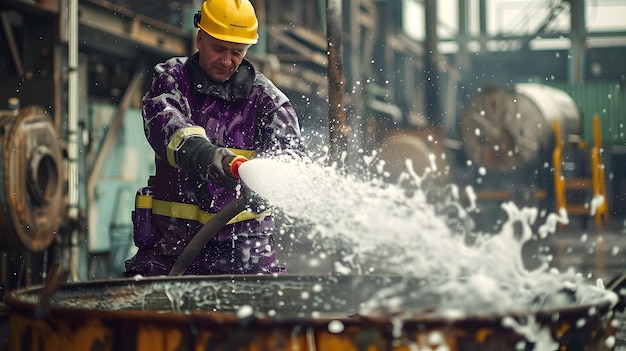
[18,154,618,351]
[238,155,616,316]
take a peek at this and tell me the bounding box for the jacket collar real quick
[187,52,255,102]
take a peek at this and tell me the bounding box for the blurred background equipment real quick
[460,83,581,175]
[457,83,582,208]
[0,104,64,252]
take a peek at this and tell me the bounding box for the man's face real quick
[196,31,250,82]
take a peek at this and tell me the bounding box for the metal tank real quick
[377,133,432,180]
[0,105,64,252]
[459,83,581,173]
[375,128,448,185]
[6,274,625,351]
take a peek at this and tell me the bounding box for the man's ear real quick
[195,31,203,51]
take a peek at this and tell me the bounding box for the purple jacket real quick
[125,53,304,276]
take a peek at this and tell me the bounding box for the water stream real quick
[238,155,617,317]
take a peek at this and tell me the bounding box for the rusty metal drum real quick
[0,106,64,252]
[6,274,621,351]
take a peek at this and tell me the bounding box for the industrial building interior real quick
[1,0,625,349]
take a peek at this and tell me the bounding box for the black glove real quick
[177,136,238,187]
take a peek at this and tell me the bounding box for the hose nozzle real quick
[227,155,248,179]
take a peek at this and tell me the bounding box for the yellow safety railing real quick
[590,114,609,228]
[552,120,566,219]
[552,114,609,229]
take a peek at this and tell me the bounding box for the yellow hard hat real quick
[194,0,259,45]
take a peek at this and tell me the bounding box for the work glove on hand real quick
[177,136,238,188]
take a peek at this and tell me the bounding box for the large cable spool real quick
[459,83,581,173]
[0,105,64,252]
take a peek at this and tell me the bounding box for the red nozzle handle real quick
[228,156,248,179]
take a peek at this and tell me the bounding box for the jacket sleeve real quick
[259,102,306,156]
[255,75,306,157]
[142,59,207,168]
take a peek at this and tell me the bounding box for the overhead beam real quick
[78,0,190,58]
[2,0,191,58]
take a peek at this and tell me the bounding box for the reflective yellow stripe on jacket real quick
[135,194,270,225]
[140,148,263,224]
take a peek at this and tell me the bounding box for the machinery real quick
[0,0,192,313]
[0,104,65,316]
[460,83,581,175]
[0,104,64,252]
[457,83,583,207]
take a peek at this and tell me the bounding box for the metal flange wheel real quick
[0,106,64,252]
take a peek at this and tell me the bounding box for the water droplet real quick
[328,320,344,333]
[234,305,254,320]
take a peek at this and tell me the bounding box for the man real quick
[124,0,305,276]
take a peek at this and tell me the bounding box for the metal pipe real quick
[326,0,349,164]
[254,0,267,55]
[479,0,488,53]
[456,0,470,71]
[424,0,441,126]
[568,0,586,82]
[67,0,80,282]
